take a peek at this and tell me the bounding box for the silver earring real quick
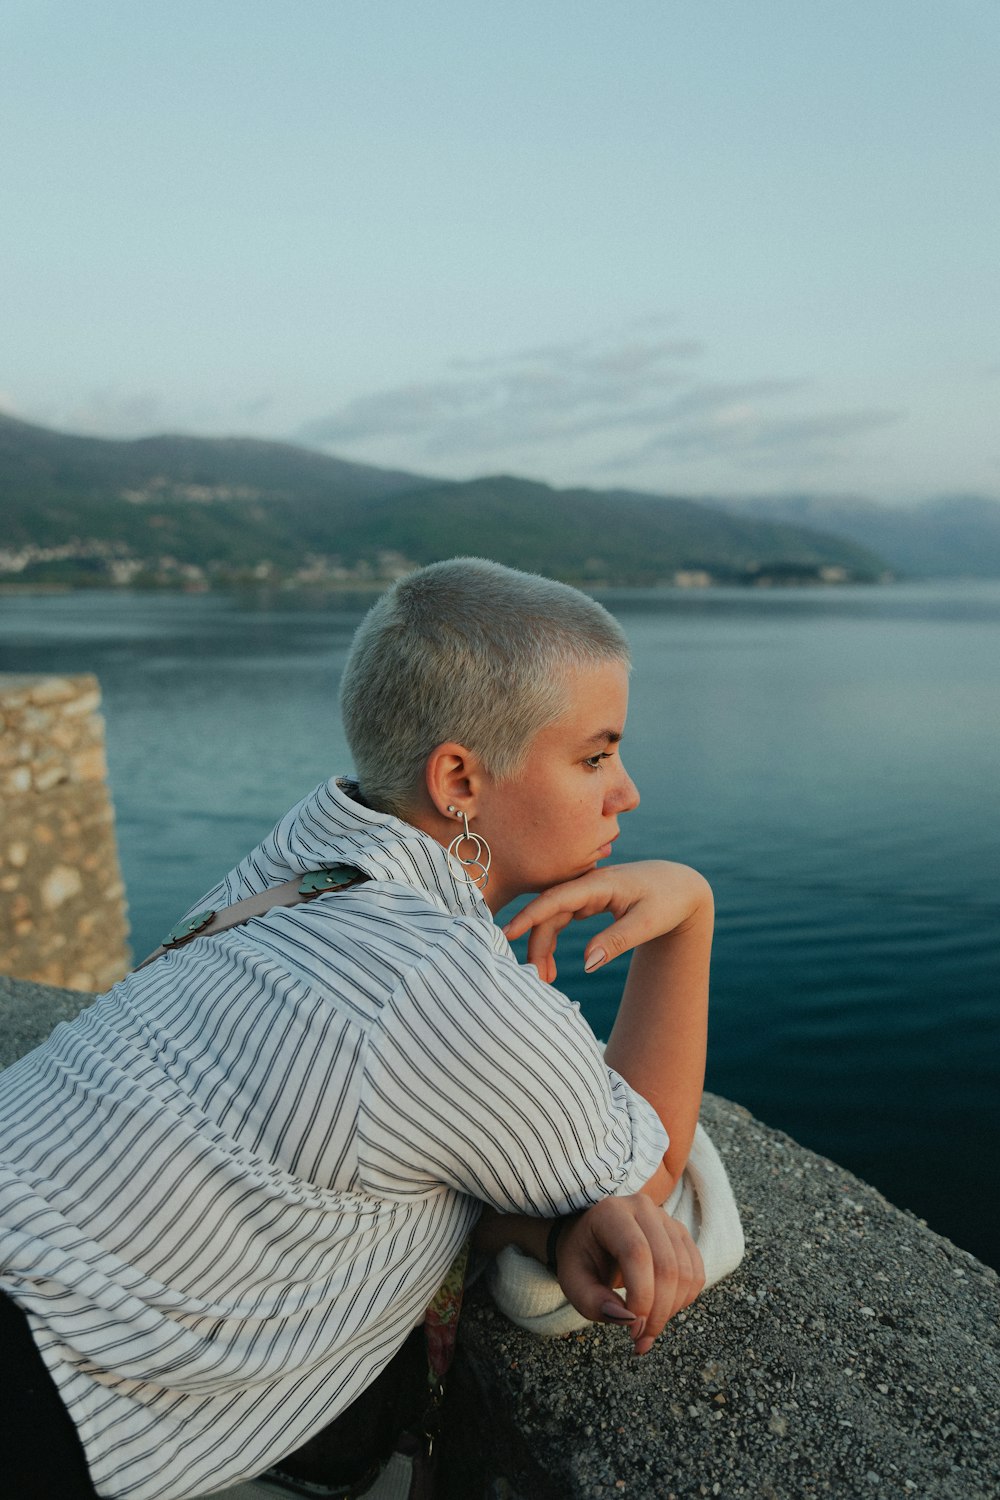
[446,809,492,890]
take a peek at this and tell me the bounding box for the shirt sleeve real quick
[356,917,668,1216]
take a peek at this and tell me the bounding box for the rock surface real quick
[443,1094,998,1499]
[2,979,997,1499]
[0,971,98,1066]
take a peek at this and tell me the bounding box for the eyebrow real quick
[581,729,623,749]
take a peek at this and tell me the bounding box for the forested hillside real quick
[1,414,887,586]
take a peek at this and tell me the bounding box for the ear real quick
[423,741,485,822]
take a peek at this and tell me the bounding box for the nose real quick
[607,760,640,815]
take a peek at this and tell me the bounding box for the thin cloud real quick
[60,389,164,438]
[237,394,275,419]
[298,332,708,456]
[599,402,903,472]
[601,401,901,468]
[297,326,905,483]
[447,338,590,372]
[756,409,903,448]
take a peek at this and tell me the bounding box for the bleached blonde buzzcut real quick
[340,557,631,816]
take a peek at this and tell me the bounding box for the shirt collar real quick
[283,777,490,922]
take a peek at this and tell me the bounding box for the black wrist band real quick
[545,1214,574,1277]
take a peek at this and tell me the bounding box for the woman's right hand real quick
[502,860,713,984]
[554,1192,705,1355]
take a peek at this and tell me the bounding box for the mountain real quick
[0,412,429,574]
[323,475,886,583]
[718,493,1000,578]
[0,413,887,586]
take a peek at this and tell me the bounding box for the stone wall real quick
[0,673,129,990]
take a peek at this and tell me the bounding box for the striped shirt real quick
[0,778,668,1500]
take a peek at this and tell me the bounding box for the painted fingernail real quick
[600,1300,637,1323]
[584,948,606,972]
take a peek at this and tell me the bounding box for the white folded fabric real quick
[489,1121,745,1337]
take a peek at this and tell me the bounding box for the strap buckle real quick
[161,909,216,949]
[298,866,363,898]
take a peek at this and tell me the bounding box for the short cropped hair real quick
[340,557,631,816]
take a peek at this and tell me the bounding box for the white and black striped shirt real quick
[0,779,668,1499]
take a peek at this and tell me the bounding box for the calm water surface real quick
[1,582,998,1266]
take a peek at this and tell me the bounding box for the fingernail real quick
[600,1300,637,1323]
[584,948,606,973]
[629,1317,646,1340]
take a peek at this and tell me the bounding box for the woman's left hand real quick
[502,860,713,984]
[555,1193,705,1353]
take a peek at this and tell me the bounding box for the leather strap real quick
[135,865,368,971]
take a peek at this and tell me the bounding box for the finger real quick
[581,907,659,972]
[557,1247,644,1333]
[524,913,573,980]
[642,1218,704,1348]
[677,1231,706,1311]
[501,876,608,942]
[533,949,556,985]
[635,1216,681,1347]
[622,1202,708,1352]
[524,918,555,980]
[521,949,553,984]
[553,1206,650,1330]
[590,1213,657,1335]
[557,1257,638,1328]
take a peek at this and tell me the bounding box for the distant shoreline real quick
[0,567,892,597]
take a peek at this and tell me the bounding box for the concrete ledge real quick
[2,979,997,1499]
[443,1093,998,1499]
[0,972,97,1066]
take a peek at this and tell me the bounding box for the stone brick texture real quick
[0,673,130,990]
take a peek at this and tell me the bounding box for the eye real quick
[584,752,613,770]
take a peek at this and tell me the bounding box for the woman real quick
[0,558,717,1499]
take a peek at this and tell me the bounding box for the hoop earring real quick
[445,809,492,890]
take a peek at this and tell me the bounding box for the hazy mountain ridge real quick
[718,492,1000,578]
[0,412,427,510]
[0,413,429,572]
[349,475,886,583]
[4,411,977,586]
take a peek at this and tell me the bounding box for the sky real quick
[2,0,999,502]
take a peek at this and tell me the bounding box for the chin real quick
[527,854,601,891]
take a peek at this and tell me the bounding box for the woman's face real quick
[475,659,640,911]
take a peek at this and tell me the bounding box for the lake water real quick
[1,581,998,1268]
